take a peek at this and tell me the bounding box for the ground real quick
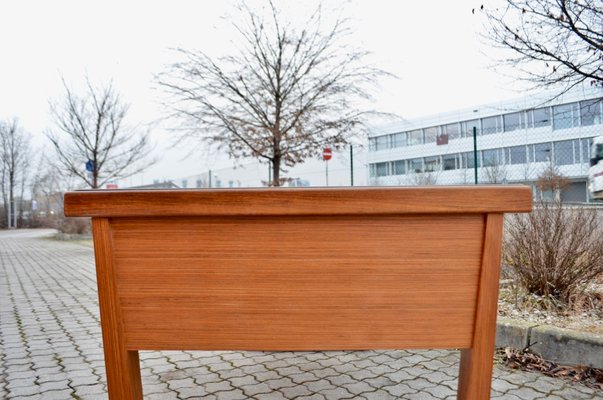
[1,229,601,399]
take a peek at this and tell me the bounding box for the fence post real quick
[350,145,354,187]
[473,127,478,185]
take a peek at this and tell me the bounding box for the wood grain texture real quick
[110,215,484,351]
[64,186,532,217]
[91,218,143,400]
[457,213,505,400]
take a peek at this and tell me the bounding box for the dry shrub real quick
[504,200,603,306]
[59,217,91,235]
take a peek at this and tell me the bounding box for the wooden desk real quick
[64,186,532,399]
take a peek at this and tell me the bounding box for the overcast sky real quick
[0,0,524,186]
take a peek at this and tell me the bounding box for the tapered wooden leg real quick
[457,213,504,400]
[92,218,143,399]
[101,346,143,399]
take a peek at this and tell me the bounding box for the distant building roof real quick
[127,180,180,189]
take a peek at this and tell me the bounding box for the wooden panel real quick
[91,218,143,400]
[64,186,533,218]
[458,213,505,400]
[108,215,485,351]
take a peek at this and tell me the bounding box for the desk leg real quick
[457,213,503,400]
[92,218,143,399]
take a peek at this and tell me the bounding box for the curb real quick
[496,317,603,369]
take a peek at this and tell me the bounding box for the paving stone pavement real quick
[0,229,601,400]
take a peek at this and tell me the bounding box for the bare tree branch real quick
[0,119,31,227]
[47,78,155,189]
[480,0,603,92]
[158,1,394,185]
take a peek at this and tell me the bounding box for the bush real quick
[58,217,91,235]
[503,200,603,306]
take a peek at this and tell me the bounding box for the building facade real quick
[368,86,603,201]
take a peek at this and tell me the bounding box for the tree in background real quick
[0,119,31,228]
[480,0,602,91]
[158,2,391,186]
[536,164,570,201]
[47,79,154,189]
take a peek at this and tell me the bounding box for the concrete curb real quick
[496,317,603,369]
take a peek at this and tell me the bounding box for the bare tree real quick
[158,2,391,185]
[412,172,438,185]
[483,162,508,184]
[0,119,31,228]
[47,79,154,189]
[536,163,570,200]
[480,0,603,91]
[30,153,70,216]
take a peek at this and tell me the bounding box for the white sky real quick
[0,0,525,186]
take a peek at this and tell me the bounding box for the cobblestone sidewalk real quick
[0,230,600,399]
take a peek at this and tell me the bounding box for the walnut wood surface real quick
[64,186,532,217]
[66,187,532,400]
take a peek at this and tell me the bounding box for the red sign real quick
[323,148,332,161]
[106,183,118,189]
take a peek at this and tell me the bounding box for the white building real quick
[368,86,603,202]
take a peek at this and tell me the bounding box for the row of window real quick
[369,139,591,177]
[369,98,603,151]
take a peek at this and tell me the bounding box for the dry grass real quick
[498,275,603,334]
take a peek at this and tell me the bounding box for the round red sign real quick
[323,148,332,161]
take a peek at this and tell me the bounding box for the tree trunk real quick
[9,177,14,228]
[272,157,281,187]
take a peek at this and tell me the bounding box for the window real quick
[392,132,407,147]
[442,123,460,140]
[482,149,502,166]
[553,102,579,130]
[481,116,502,135]
[508,146,527,165]
[531,107,551,128]
[424,156,440,172]
[580,99,602,126]
[410,158,423,173]
[181,179,188,188]
[532,143,552,162]
[375,135,390,150]
[582,139,603,163]
[369,138,377,151]
[442,154,458,170]
[424,127,439,143]
[503,112,524,132]
[408,130,423,145]
[376,162,389,177]
[393,160,406,175]
[554,140,574,165]
[462,151,480,169]
[462,119,480,137]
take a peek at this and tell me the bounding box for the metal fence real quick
[367,104,603,202]
[172,145,369,189]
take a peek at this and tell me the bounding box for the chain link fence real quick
[169,145,369,189]
[368,98,603,202]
